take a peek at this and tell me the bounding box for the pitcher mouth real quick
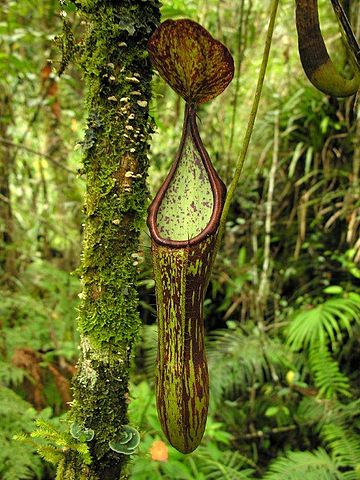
[147,104,226,249]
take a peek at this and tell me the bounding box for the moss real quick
[59,0,160,478]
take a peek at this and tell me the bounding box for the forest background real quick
[1,0,360,479]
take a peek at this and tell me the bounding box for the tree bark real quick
[0,85,16,282]
[59,1,160,479]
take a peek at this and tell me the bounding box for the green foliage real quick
[194,448,255,479]
[0,258,79,359]
[207,324,293,404]
[263,449,342,480]
[321,426,360,479]
[1,0,360,478]
[0,387,43,480]
[16,418,92,467]
[308,347,351,399]
[127,381,256,479]
[287,294,360,350]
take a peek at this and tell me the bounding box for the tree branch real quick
[0,137,78,175]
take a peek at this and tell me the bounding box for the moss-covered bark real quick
[60,1,160,478]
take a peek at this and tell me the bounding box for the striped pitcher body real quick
[152,236,215,453]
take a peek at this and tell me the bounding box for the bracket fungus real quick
[109,425,140,455]
[295,0,360,97]
[147,19,234,453]
[70,423,95,443]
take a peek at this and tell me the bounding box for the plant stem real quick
[213,0,279,259]
[259,110,280,307]
[226,0,246,181]
[330,0,360,69]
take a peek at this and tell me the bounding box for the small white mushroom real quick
[137,100,148,108]
[125,76,141,84]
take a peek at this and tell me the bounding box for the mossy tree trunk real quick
[59,1,160,479]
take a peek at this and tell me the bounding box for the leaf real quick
[321,424,360,471]
[263,448,342,480]
[323,286,344,295]
[308,347,351,399]
[196,449,255,479]
[265,406,279,417]
[287,296,360,350]
[148,19,234,104]
[162,460,193,479]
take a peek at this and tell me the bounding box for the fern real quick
[0,360,26,387]
[1,259,79,359]
[195,448,255,480]
[287,296,360,351]
[2,453,42,480]
[308,347,351,399]
[207,327,293,403]
[140,324,158,378]
[321,424,360,477]
[263,448,343,480]
[295,396,326,426]
[0,386,44,479]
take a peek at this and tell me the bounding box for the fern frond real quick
[330,399,360,427]
[263,448,343,480]
[295,397,326,426]
[1,440,43,480]
[0,387,44,479]
[207,327,292,402]
[287,296,360,351]
[0,385,37,418]
[0,360,26,387]
[141,325,158,378]
[3,462,40,480]
[196,450,255,479]
[321,424,360,472]
[308,347,351,399]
